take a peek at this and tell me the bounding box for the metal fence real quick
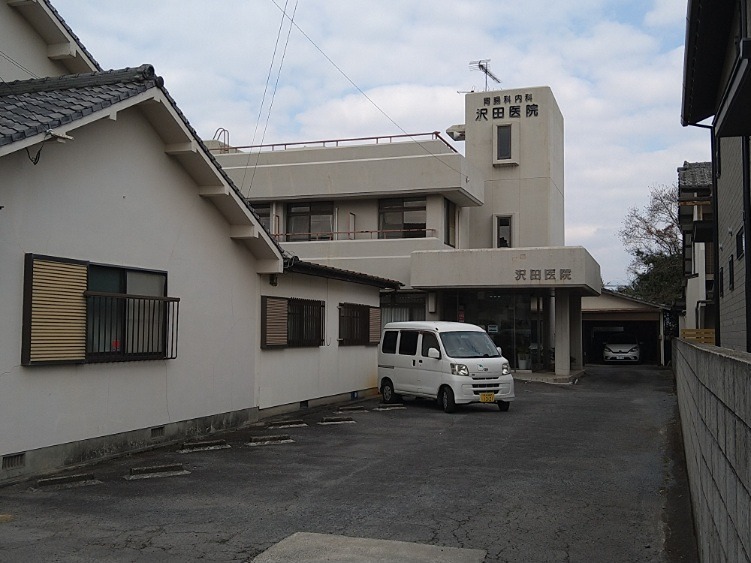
[85,292,180,361]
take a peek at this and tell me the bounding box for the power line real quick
[266,0,470,183]
[0,49,40,82]
[243,0,299,195]
[240,0,293,193]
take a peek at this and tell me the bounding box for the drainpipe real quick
[742,137,751,352]
[742,0,751,352]
[695,299,710,329]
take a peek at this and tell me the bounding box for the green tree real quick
[618,184,683,306]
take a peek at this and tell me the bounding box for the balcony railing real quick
[210,132,458,154]
[84,291,180,362]
[276,228,437,242]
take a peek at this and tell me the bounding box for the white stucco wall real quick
[0,2,96,80]
[0,108,265,455]
[256,275,381,409]
[463,86,565,249]
[410,247,601,294]
[0,3,68,80]
[217,140,484,207]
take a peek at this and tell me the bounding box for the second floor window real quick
[379,197,426,239]
[496,125,512,160]
[286,202,334,241]
[444,199,457,247]
[497,216,512,248]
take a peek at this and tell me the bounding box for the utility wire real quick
[240,0,293,194]
[0,49,40,81]
[244,0,299,195]
[267,0,469,183]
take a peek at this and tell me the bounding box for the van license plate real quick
[480,392,495,403]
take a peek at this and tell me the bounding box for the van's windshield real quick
[440,331,500,359]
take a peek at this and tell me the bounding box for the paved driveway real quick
[0,365,696,562]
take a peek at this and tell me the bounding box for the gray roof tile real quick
[0,63,288,258]
[677,161,712,189]
[0,65,158,146]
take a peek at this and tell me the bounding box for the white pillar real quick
[554,291,570,376]
[569,294,582,371]
[545,293,554,366]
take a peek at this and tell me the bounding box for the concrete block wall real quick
[673,339,751,562]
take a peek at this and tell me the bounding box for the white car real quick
[603,333,641,363]
[378,321,515,413]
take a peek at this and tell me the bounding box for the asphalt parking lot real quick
[0,365,697,562]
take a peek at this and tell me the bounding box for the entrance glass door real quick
[440,291,544,370]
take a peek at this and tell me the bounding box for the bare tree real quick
[620,184,681,264]
[618,184,683,306]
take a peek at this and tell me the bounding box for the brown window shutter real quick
[262,296,288,348]
[369,307,382,344]
[22,255,87,365]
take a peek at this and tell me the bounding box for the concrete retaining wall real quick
[673,339,751,561]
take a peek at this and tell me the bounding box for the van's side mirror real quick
[496,346,503,356]
[427,347,441,359]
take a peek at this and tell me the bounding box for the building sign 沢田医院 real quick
[475,92,539,121]
[514,268,572,282]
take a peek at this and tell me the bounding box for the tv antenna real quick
[469,59,500,91]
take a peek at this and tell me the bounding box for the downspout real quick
[695,299,710,328]
[743,136,751,351]
[742,0,751,352]
[690,123,720,346]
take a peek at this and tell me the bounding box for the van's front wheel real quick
[497,400,510,412]
[381,378,397,404]
[439,386,456,413]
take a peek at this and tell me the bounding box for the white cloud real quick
[53,0,710,285]
[644,0,687,27]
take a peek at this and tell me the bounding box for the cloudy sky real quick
[54,0,710,286]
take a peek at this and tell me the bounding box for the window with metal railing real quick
[85,292,179,361]
[84,265,178,361]
[378,197,426,239]
[288,298,325,347]
[338,303,381,346]
[286,202,334,241]
[261,296,324,348]
[21,254,180,366]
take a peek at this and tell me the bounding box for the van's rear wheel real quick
[381,379,397,404]
[497,400,510,412]
[439,386,456,413]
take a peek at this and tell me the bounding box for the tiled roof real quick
[0,65,159,146]
[287,258,402,289]
[0,63,285,258]
[0,62,402,285]
[677,161,712,189]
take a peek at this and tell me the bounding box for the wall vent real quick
[150,426,165,438]
[2,452,26,470]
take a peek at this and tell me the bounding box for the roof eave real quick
[0,71,284,272]
[139,89,284,272]
[681,0,737,126]
[8,0,101,73]
[286,260,402,289]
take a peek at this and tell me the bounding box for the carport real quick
[582,290,666,365]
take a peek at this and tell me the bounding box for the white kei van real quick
[378,321,514,413]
